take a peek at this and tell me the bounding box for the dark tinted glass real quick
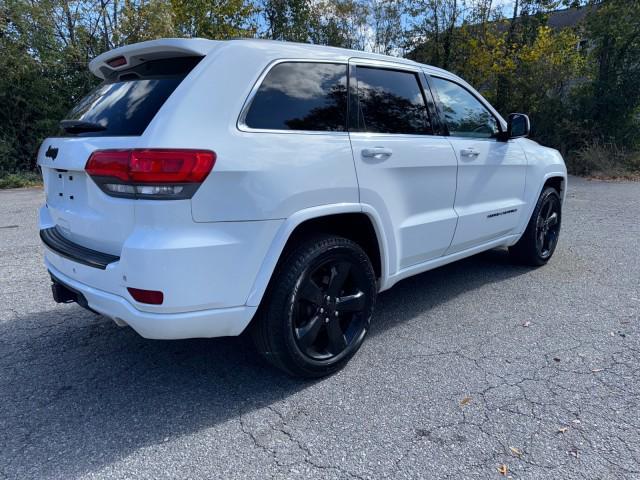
[244,62,347,131]
[61,57,202,137]
[357,67,431,134]
[431,77,499,138]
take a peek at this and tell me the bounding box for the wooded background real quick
[1,0,638,183]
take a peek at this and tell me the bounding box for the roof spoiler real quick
[88,38,219,79]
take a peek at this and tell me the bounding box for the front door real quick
[348,61,459,272]
[429,76,528,254]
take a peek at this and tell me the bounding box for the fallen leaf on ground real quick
[553,357,561,362]
[509,446,523,456]
[498,464,508,475]
[591,368,604,372]
[558,427,569,433]
[523,321,531,327]
[460,396,472,406]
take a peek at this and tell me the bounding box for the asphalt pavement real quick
[0,177,638,479]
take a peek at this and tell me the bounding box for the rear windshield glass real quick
[60,56,202,137]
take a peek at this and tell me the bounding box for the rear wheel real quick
[509,186,562,266]
[252,235,376,377]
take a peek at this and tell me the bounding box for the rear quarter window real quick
[243,62,348,132]
[60,56,202,137]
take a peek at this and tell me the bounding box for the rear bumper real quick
[39,204,282,314]
[46,260,257,339]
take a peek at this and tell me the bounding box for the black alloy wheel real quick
[252,235,377,377]
[535,193,561,260]
[509,186,562,266]
[293,256,369,361]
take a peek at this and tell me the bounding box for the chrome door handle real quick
[361,147,392,160]
[460,148,480,158]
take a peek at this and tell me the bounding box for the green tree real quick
[578,0,640,148]
[116,0,176,45]
[262,0,317,42]
[171,0,257,38]
[313,0,369,49]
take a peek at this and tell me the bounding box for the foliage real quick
[566,140,640,178]
[172,0,257,39]
[0,0,639,184]
[577,0,640,149]
[0,171,42,189]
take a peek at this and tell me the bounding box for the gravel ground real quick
[0,177,638,480]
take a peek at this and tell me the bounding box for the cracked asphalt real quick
[1,176,639,479]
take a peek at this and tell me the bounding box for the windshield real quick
[60,56,202,137]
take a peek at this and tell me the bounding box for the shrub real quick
[0,172,43,189]
[566,140,640,178]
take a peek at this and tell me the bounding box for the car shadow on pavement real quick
[0,248,530,478]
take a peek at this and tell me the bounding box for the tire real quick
[509,186,562,266]
[251,234,377,378]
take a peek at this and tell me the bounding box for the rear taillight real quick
[85,149,216,199]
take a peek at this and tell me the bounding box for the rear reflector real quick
[85,149,216,199]
[127,287,164,305]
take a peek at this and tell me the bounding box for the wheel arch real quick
[543,175,566,201]
[245,204,388,307]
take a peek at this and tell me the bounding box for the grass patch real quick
[0,171,43,189]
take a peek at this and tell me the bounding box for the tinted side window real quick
[244,62,347,131]
[431,77,499,138]
[357,67,432,135]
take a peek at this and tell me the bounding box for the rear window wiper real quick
[59,120,107,134]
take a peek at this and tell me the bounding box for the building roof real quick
[546,6,592,30]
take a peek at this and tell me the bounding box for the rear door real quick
[348,60,458,272]
[428,75,527,253]
[38,57,202,255]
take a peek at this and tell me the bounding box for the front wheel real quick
[252,235,377,377]
[509,186,562,266]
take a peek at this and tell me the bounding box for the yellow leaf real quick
[509,446,523,456]
[460,396,472,406]
[498,464,508,475]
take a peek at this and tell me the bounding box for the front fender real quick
[514,139,567,237]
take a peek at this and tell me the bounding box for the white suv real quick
[38,38,567,377]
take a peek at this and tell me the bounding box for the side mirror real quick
[507,113,530,139]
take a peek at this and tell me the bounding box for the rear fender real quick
[245,203,389,307]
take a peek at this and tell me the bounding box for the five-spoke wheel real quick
[510,186,562,266]
[252,235,376,377]
[294,260,369,360]
[535,194,560,260]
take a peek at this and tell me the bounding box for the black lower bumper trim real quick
[40,226,119,270]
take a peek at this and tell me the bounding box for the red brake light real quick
[107,56,127,68]
[85,149,216,199]
[129,149,215,183]
[127,287,164,305]
[85,150,131,181]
